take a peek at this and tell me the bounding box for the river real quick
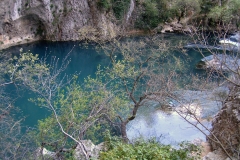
[2,34,216,145]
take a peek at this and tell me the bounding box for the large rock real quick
[35,147,57,159]
[208,89,240,157]
[74,140,106,160]
[35,140,105,160]
[202,149,228,160]
[160,21,196,33]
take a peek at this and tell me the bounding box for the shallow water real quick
[127,110,210,145]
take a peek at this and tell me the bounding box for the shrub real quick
[207,0,240,23]
[135,0,160,29]
[169,0,202,22]
[97,0,111,11]
[100,133,202,160]
[112,0,130,20]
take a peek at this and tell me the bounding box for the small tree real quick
[169,0,202,22]
[96,35,190,141]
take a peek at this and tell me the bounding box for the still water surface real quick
[4,34,212,144]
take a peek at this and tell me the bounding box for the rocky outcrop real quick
[35,147,56,159]
[35,140,105,160]
[202,149,230,160]
[208,89,240,158]
[74,140,106,160]
[0,0,119,49]
[160,20,196,33]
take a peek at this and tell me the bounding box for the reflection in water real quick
[127,109,211,145]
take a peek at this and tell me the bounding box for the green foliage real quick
[112,0,130,20]
[97,0,111,11]
[156,0,175,22]
[200,0,214,14]
[6,51,49,86]
[100,132,202,160]
[97,0,130,19]
[229,0,240,15]
[134,0,176,29]
[135,0,161,29]
[208,6,231,22]
[142,0,159,28]
[35,71,129,149]
[169,0,201,21]
[207,0,240,23]
[135,0,202,29]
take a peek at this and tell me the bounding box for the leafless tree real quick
[95,35,192,142]
[181,24,240,159]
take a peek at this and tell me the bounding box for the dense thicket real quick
[97,0,240,30]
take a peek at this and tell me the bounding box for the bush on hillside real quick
[99,132,202,160]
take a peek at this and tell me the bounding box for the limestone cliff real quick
[0,0,120,49]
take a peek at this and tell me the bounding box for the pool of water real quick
[2,34,214,144]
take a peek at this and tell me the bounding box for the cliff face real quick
[0,0,119,49]
[208,88,240,157]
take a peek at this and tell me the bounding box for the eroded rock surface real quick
[74,140,106,160]
[0,0,119,49]
[208,88,240,158]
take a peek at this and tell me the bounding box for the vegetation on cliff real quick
[97,0,240,30]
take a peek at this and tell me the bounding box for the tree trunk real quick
[121,121,128,142]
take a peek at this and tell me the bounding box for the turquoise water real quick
[4,40,110,127]
[3,34,212,143]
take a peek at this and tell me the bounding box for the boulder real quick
[74,140,106,160]
[202,150,227,160]
[161,24,174,33]
[35,140,106,160]
[35,147,56,159]
[161,21,196,33]
[208,90,240,158]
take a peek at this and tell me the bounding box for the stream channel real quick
[3,33,220,145]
